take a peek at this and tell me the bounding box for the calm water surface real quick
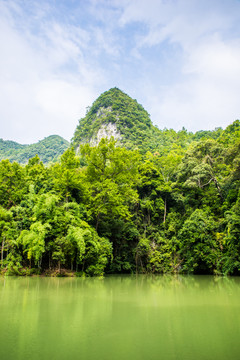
[0,275,240,360]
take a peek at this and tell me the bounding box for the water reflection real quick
[0,275,240,360]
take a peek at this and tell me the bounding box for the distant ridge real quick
[0,135,69,164]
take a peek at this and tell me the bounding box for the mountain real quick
[72,87,158,152]
[0,135,69,164]
[72,87,225,154]
[1,88,230,165]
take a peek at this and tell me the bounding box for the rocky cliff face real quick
[89,122,121,146]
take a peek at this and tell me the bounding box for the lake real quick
[0,275,240,360]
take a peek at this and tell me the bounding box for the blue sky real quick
[1,0,240,144]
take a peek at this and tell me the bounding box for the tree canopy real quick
[1,88,240,276]
[0,120,240,276]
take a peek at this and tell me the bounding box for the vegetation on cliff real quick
[72,87,155,152]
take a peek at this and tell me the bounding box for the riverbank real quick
[0,267,79,277]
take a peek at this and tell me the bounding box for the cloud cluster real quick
[115,0,240,130]
[0,0,103,143]
[1,0,240,143]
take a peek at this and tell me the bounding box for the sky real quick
[1,0,240,144]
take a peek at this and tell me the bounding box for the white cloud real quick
[0,0,104,143]
[113,0,240,131]
[35,79,97,137]
[145,39,240,132]
[154,37,240,131]
[184,37,240,81]
[1,0,240,144]
[117,0,237,47]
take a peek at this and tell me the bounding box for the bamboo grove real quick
[0,120,240,276]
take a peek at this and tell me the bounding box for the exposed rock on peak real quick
[90,123,121,146]
[72,87,155,151]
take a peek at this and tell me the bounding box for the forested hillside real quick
[72,87,154,152]
[0,88,239,276]
[72,87,224,154]
[0,135,69,164]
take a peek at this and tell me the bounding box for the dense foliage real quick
[0,118,240,276]
[0,135,69,164]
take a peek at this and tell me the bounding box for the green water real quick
[0,275,240,360]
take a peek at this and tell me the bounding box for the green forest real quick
[0,88,240,277]
[0,135,69,164]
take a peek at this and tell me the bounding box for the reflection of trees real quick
[1,276,240,360]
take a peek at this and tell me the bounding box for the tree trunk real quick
[1,237,5,267]
[96,213,100,231]
[82,258,85,272]
[163,197,167,224]
[148,210,151,225]
[213,177,223,200]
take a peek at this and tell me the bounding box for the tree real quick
[178,209,217,273]
[51,148,85,203]
[0,160,26,208]
[0,206,12,267]
[81,138,140,232]
[25,155,48,194]
[66,222,112,276]
[18,221,50,268]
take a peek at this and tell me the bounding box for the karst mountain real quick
[72,87,157,152]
